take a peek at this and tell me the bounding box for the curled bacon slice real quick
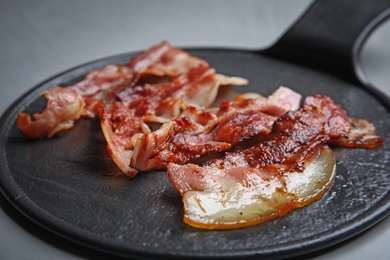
[118,66,249,118]
[70,65,133,99]
[16,64,134,139]
[104,65,249,174]
[131,116,233,171]
[331,118,385,148]
[15,42,218,139]
[99,102,141,177]
[222,86,302,117]
[167,94,380,229]
[16,86,85,139]
[128,41,209,78]
[130,88,300,172]
[70,65,133,117]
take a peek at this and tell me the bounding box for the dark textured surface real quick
[0,49,389,259]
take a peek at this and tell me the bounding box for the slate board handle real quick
[262,0,390,85]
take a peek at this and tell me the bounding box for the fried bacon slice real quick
[100,51,249,176]
[17,42,239,139]
[331,118,385,148]
[116,66,248,118]
[16,86,85,139]
[128,41,208,78]
[70,65,133,117]
[130,87,301,173]
[167,95,383,229]
[100,102,140,177]
[16,64,134,139]
[79,45,246,176]
[218,86,301,117]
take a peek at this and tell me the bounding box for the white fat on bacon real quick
[168,147,335,229]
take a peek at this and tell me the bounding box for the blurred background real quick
[1,0,389,259]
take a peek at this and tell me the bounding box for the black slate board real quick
[0,49,389,259]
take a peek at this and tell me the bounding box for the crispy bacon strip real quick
[15,42,219,139]
[205,95,359,171]
[130,87,301,172]
[331,118,385,148]
[219,86,301,117]
[131,110,277,171]
[16,86,85,139]
[118,66,217,117]
[118,66,248,117]
[168,95,361,188]
[167,94,384,229]
[16,64,133,139]
[70,65,133,117]
[128,41,208,78]
[168,94,384,194]
[100,103,139,177]
[103,60,249,175]
[131,116,232,171]
[167,95,347,229]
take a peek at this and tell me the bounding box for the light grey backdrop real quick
[1,0,390,259]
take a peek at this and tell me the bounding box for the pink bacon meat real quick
[102,71,251,175]
[167,95,384,229]
[16,86,85,139]
[130,87,300,173]
[15,42,217,139]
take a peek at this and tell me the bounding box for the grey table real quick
[1,0,389,259]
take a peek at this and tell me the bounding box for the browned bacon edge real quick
[167,94,384,196]
[166,94,384,229]
[15,42,213,140]
[16,86,85,139]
